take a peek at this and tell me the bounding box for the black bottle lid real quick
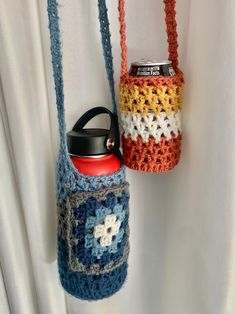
[67,107,120,157]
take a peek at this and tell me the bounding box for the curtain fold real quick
[0,0,66,313]
[0,266,10,314]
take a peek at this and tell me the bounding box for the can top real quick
[131,59,172,66]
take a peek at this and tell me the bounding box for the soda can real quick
[129,59,175,77]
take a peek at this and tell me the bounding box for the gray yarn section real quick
[57,182,129,238]
[57,183,130,275]
[70,241,129,275]
[69,182,129,209]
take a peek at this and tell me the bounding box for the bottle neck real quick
[69,153,112,159]
[70,153,121,176]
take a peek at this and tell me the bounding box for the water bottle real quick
[67,107,121,176]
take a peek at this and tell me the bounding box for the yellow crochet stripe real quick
[120,84,183,116]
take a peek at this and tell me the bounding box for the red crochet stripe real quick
[121,133,182,173]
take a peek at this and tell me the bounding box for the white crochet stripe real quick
[121,111,182,143]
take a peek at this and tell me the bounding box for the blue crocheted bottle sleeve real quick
[48,1,130,300]
[57,182,129,300]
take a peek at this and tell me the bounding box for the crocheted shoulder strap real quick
[47,0,117,152]
[118,0,179,75]
[98,0,117,114]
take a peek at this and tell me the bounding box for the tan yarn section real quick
[120,83,183,116]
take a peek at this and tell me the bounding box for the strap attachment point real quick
[118,0,180,74]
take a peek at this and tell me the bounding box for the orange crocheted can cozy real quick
[118,0,184,173]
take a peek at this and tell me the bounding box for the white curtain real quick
[1,0,235,313]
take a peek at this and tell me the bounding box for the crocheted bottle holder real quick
[48,0,129,300]
[119,0,184,173]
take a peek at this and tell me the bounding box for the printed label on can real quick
[168,66,176,76]
[136,66,160,76]
[129,60,175,77]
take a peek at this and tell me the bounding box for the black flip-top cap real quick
[67,107,120,157]
[67,128,111,156]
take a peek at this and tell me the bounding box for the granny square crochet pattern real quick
[118,0,184,173]
[57,183,129,300]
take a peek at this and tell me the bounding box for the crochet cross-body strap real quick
[48,0,117,152]
[98,0,117,114]
[118,0,179,76]
[48,0,66,151]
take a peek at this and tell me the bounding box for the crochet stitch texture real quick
[118,0,184,172]
[57,184,130,300]
[48,0,130,300]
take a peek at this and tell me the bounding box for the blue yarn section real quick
[98,0,117,113]
[58,237,128,301]
[73,190,129,267]
[74,231,128,268]
[48,0,66,152]
[48,0,129,300]
[57,186,129,300]
[56,159,126,202]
